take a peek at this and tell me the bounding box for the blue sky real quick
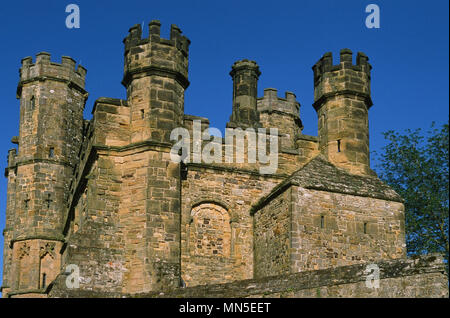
[0,0,448,287]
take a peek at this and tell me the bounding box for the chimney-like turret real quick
[227,59,261,128]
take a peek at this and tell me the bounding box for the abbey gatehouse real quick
[1,21,447,298]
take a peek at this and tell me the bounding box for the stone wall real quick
[3,21,437,300]
[252,155,407,279]
[45,255,448,298]
[177,106,318,287]
[290,187,406,272]
[253,188,291,278]
[62,101,183,295]
[181,165,282,287]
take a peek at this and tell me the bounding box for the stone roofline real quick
[250,154,403,215]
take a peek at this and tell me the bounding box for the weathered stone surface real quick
[313,50,373,176]
[252,155,403,208]
[228,60,261,128]
[2,22,447,299]
[46,255,448,298]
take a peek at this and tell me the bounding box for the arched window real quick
[189,203,231,258]
[30,96,35,110]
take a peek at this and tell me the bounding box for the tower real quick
[3,53,87,297]
[122,21,190,143]
[120,21,190,292]
[227,59,261,128]
[312,49,373,176]
[257,88,303,149]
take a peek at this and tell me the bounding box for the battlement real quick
[257,88,299,117]
[123,21,190,56]
[312,49,372,110]
[312,49,371,85]
[122,21,190,88]
[18,52,86,93]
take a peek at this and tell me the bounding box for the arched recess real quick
[17,242,31,290]
[190,197,233,218]
[188,202,232,258]
[39,242,56,289]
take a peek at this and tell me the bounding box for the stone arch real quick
[189,202,232,258]
[190,196,237,222]
[39,242,56,289]
[16,242,30,290]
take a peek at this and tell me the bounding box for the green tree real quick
[374,121,449,263]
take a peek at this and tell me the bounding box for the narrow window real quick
[49,147,54,158]
[42,273,47,289]
[45,193,53,209]
[320,215,324,228]
[364,222,367,234]
[141,109,145,119]
[24,196,30,209]
[30,96,35,110]
[337,140,341,152]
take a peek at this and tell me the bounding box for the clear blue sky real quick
[0,0,448,287]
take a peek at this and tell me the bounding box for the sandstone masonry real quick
[1,21,448,298]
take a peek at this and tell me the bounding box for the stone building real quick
[1,21,448,298]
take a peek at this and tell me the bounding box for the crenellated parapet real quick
[257,88,300,119]
[257,88,303,149]
[122,21,190,89]
[312,49,372,111]
[17,52,86,98]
